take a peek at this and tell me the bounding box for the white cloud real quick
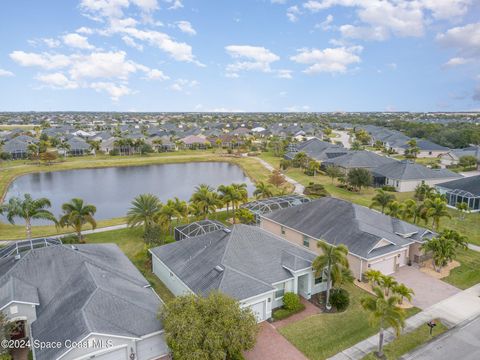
[276,69,293,79]
[444,57,472,67]
[176,21,196,35]
[42,38,61,48]
[145,68,169,80]
[291,45,362,74]
[80,0,159,19]
[0,69,14,77]
[170,78,198,92]
[437,22,480,67]
[315,14,333,31]
[36,72,78,89]
[10,51,71,69]
[225,45,280,77]
[285,105,310,112]
[287,6,301,22]
[271,0,287,4]
[62,33,95,50]
[122,35,144,50]
[302,0,472,41]
[76,27,94,35]
[90,81,132,100]
[165,0,183,10]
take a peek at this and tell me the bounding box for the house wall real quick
[385,177,460,192]
[272,279,294,309]
[240,291,274,322]
[417,150,447,158]
[151,254,193,296]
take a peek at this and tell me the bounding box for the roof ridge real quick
[221,264,273,289]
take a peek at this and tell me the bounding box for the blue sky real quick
[0,0,479,112]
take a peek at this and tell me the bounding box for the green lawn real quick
[443,248,480,289]
[361,320,448,360]
[85,227,175,303]
[279,284,420,360]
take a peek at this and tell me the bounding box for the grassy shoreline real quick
[0,151,274,240]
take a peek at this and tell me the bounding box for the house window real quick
[275,283,285,299]
[281,226,286,235]
[303,236,310,247]
[314,274,323,285]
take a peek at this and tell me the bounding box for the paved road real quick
[254,157,305,194]
[402,315,480,360]
[329,283,480,360]
[332,130,351,149]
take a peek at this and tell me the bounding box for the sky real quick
[0,0,479,112]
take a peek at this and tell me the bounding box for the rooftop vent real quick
[71,245,78,251]
[214,265,224,273]
[14,254,21,261]
[223,228,232,234]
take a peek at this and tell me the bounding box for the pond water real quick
[2,162,255,225]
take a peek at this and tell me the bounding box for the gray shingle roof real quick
[323,150,397,170]
[436,175,480,196]
[285,138,347,161]
[150,224,316,300]
[263,197,433,259]
[373,160,462,180]
[0,244,163,360]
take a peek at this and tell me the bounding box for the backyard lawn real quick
[361,320,448,360]
[443,248,480,290]
[279,283,420,360]
[85,227,175,303]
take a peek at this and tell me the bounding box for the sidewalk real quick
[468,243,480,252]
[254,157,305,194]
[328,283,480,360]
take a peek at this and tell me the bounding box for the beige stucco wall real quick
[385,177,461,192]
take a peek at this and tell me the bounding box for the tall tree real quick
[253,181,273,199]
[325,165,343,184]
[425,197,451,230]
[370,189,396,214]
[420,236,457,272]
[126,194,162,233]
[4,194,57,239]
[361,287,405,358]
[157,199,177,236]
[231,183,248,224]
[59,198,97,241]
[312,242,349,310]
[190,184,222,219]
[347,168,372,192]
[218,184,235,214]
[392,283,414,305]
[385,201,402,218]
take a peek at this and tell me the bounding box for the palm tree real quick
[59,198,97,242]
[172,197,189,225]
[440,229,468,250]
[420,236,457,272]
[126,194,162,233]
[218,184,235,214]
[379,275,398,297]
[364,269,383,287]
[370,189,396,214]
[312,242,349,310]
[361,287,405,358]
[231,183,248,224]
[425,197,451,230]
[385,201,402,218]
[456,202,470,220]
[392,284,414,305]
[253,181,273,199]
[4,194,57,239]
[400,199,417,221]
[190,184,222,219]
[157,200,177,236]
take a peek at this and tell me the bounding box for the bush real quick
[330,288,350,312]
[303,183,329,198]
[144,224,163,245]
[382,185,396,192]
[60,234,80,244]
[0,152,12,160]
[283,292,302,311]
[109,149,119,156]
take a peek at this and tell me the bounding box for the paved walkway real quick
[332,130,351,149]
[468,243,480,252]
[328,283,480,360]
[393,266,460,309]
[254,157,305,194]
[244,322,308,360]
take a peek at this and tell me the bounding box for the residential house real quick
[66,136,91,156]
[180,135,210,149]
[2,138,30,159]
[0,240,169,360]
[440,146,480,169]
[260,197,436,278]
[436,175,480,212]
[321,150,397,174]
[285,137,347,162]
[150,224,325,322]
[373,160,462,192]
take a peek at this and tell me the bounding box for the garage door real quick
[370,256,395,275]
[93,346,128,360]
[249,301,266,322]
[137,334,169,360]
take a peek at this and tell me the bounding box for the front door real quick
[297,274,309,298]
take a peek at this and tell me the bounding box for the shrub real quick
[0,152,12,160]
[60,234,80,244]
[144,224,163,245]
[303,183,330,198]
[330,288,350,312]
[272,303,305,321]
[283,292,302,311]
[109,149,119,156]
[381,185,397,192]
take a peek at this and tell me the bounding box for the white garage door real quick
[249,301,266,322]
[93,346,128,360]
[137,334,169,360]
[370,256,395,275]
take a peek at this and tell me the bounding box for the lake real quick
[2,162,255,225]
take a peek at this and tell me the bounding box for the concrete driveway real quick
[244,322,307,360]
[393,266,460,309]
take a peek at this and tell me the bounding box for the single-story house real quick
[150,224,326,322]
[260,197,436,279]
[436,175,480,212]
[372,160,462,192]
[285,137,347,161]
[0,240,169,360]
[407,139,449,158]
[1,138,30,159]
[321,150,397,174]
[179,135,210,149]
[66,136,92,156]
[440,146,480,169]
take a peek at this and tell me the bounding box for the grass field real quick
[361,320,448,360]
[443,248,480,289]
[279,283,421,360]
